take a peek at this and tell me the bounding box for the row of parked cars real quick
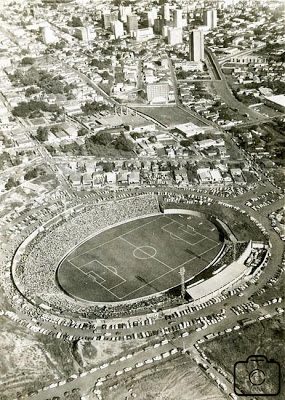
[231,301,260,316]
[245,191,284,210]
[94,348,180,387]
[263,297,283,307]
[101,317,155,330]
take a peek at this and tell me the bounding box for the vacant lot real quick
[102,355,225,400]
[133,106,207,127]
[201,317,285,399]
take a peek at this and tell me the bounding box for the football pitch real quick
[57,214,223,303]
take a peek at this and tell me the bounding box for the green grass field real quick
[57,214,223,303]
[133,106,206,127]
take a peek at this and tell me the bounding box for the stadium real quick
[10,192,270,320]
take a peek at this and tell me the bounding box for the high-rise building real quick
[127,14,138,33]
[203,9,217,29]
[146,9,157,27]
[75,27,89,42]
[111,20,124,39]
[119,5,132,22]
[147,82,169,103]
[189,30,204,62]
[162,3,170,21]
[102,11,118,29]
[173,9,183,28]
[154,17,163,34]
[168,27,183,45]
[74,26,96,42]
[42,26,57,45]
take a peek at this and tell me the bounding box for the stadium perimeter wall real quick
[186,241,252,302]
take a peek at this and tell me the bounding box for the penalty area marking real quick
[106,265,118,275]
[170,232,182,240]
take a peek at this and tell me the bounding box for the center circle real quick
[133,246,157,260]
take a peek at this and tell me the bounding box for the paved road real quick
[204,47,267,123]
[21,186,284,400]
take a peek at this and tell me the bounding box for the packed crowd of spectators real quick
[0,189,271,333]
[211,242,249,275]
[12,195,167,319]
[161,192,268,242]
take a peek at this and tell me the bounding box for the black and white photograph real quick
[0,0,284,399]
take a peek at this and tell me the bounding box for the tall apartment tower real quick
[189,30,204,62]
[173,9,183,28]
[146,8,157,27]
[119,5,132,22]
[203,9,218,29]
[162,3,170,21]
[42,26,57,45]
[111,20,124,39]
[168,27,183,46]
[102,11,118,29]
[127,14,138,33]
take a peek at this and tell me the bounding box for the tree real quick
[102,162,115,172]
[114,133,135,152]
[21,57,35,65]
[24,168,38,180]
[94,131,112,145]
[36,126,49,142]
[25,87,40,97]
[68,16,83,27]
[5,177,19,190]
[81,101,109,115]
[101,71,110,80]
[78,128,88,136]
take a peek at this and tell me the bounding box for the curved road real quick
[20,184,284,400]
[205,47,268,123]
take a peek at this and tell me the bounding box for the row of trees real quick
[12,101,62,118]
[89,131,135,152]
[81,101,110,115]
[10,67,76,95]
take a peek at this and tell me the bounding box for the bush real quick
[114,133,135,152]
[21,57,35,65]
[24,168,38,180]
[5,177,19,190]
[36,126,49,142]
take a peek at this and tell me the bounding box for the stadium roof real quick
[187,260,248,300]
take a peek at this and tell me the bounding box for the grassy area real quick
[201,317,285,399]
[0,311,144,399]
[58,214,222,302]
[133,106,206,127]
[0,315,74,399]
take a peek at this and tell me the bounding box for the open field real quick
[201,317,285,399]
[132,106,206,127]
[0,311,145,399]
[0,315,75,399]
[102,355,225,400]
[57,214,223,303]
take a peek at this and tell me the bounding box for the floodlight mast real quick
[179,266,185,301]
